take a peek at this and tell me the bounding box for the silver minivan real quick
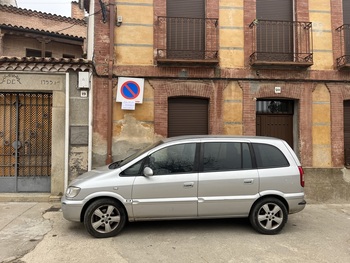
[61,135,306,238]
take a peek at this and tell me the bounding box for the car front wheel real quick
[84,198,126,238]
[249,198,288,235]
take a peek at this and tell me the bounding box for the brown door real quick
[166,0,205,59]
[344,101,350,166]
[256,0,294,61]
[256,100,294,148]
[168,97,208,137]
[256,115,293,147]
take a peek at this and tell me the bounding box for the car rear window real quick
[252,143,289,168]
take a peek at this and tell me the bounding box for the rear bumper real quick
[288,198,306,214]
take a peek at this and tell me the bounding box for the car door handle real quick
[244,179,254,184]
[183,182,194,188]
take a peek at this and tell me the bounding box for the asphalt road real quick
[1,203,350,263]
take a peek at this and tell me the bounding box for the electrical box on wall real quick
[78,72,90,89]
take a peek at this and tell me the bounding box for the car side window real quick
[148,143,196,175]
[242,143,253,169]
[121,159,144,176]
[203,142,253,172]
[252,143,289,168]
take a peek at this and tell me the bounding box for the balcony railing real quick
[155,16,219,65]
[336,24,350,69]
[249,19,313,68]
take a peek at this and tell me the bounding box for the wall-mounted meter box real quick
[78,72,90,89]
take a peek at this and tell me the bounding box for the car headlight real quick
[65,186,81,198]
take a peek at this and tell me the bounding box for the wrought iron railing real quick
[155,16,219,63]
[336,24,350,68]
[249,19,313,66]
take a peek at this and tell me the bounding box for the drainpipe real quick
[64,72,70,191]
[87,0,95,171]
[106,0,115,164]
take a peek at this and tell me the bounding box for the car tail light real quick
[298,166,305,187]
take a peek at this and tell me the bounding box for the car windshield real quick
[108,140,163,169]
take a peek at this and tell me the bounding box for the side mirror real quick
[143,167,154,177]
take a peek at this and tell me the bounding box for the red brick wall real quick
[0,6,86,38]
[71,1,85,20]
[329,83,345,167]
[328,83,350,167]
[295,0,310,21]
[93,0,112,140]
[244,0,255,68]
[331,0,344,69]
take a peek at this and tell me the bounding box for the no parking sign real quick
[116,77,144,104]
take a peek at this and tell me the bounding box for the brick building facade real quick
[0,2,90,200]
[88,0,350,202]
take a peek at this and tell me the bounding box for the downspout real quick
[87,0,95,171]
[64,72,70,191]
[106,0,115,164]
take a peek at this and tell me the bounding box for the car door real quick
[132,142,199,219]
[198,141,259,217]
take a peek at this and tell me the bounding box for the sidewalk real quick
[0,202,60,263]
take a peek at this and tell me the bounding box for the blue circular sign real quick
[121,81,140,100]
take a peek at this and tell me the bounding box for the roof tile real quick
[0,56,92,72]
[0,4,86,26]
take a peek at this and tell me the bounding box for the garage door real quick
[168,97,208,137]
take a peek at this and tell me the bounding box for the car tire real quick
[249,197,288,235]
[84,198,126,238]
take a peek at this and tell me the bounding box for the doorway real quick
[0,92,52,192]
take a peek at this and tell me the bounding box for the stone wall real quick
[304,168,350,203]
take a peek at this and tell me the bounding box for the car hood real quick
[70,165,119,184]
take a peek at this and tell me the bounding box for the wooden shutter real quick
[343,0,350,57]
[167,0,204,18]
[166,0,205,59]
[343,0,350,24]
[256,0,293,21]
[256,0,294,61]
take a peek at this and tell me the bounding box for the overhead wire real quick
[53,3,115,33]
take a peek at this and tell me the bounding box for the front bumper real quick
[61,196,85,222]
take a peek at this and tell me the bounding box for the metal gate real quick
[0,92,52,193]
